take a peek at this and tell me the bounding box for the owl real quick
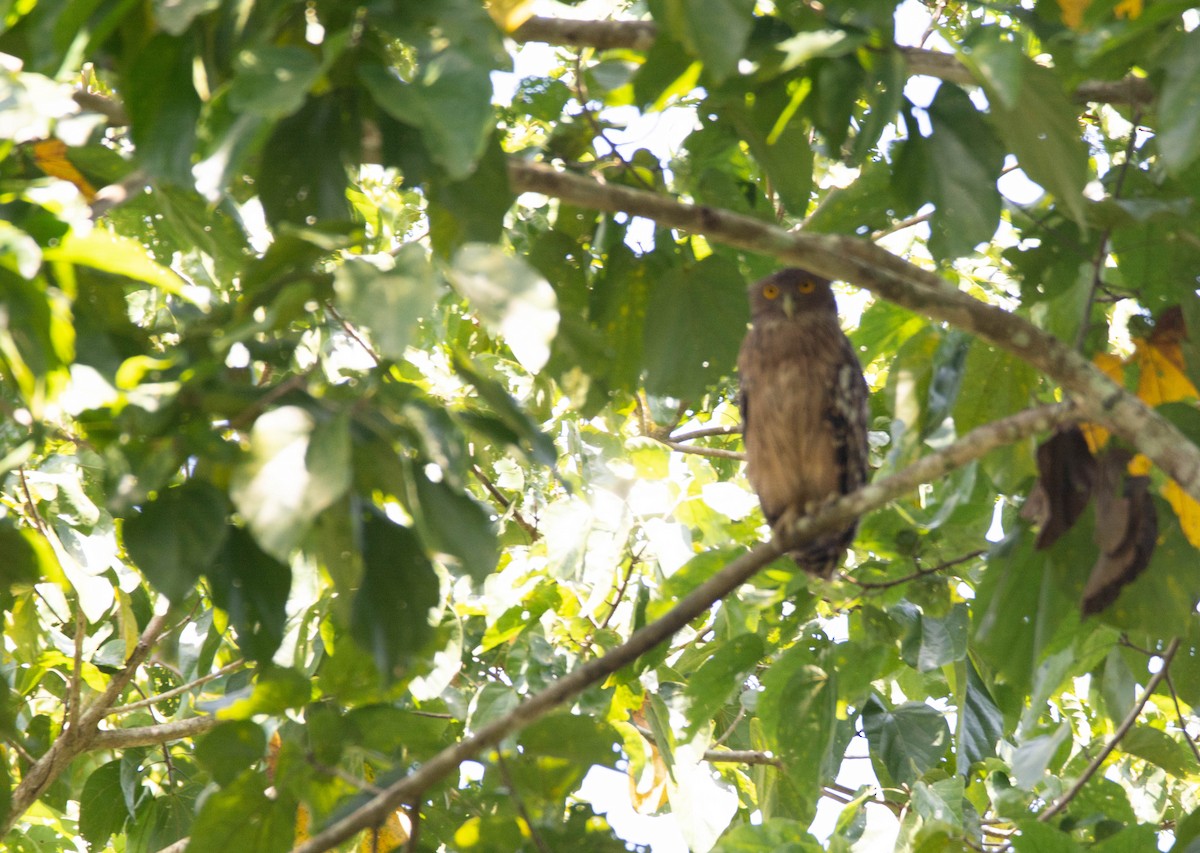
[737,268,870,576]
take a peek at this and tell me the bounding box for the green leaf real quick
[1156,31,1200,176]
[79,760,129,848]
[229,46,321,120]
[411,466,499,583]
[758,649,837,821]
[195,720,267,786]
[1011,723,1070,789]
[211,666,313,720]
[258,92,354,226]
[955,341,1038,489]
[911,777,964,832]
[519,713,620,767]
[960,659,1003,767]
[658,0,755,84]
[208,527,292,664]
[683,633,765,736]
[449,243,560,373]
[0,521,42,590]
[964,40,1088,227]
[360,53,494,181]
[722,78,814,215]
[43,229,188,298]
[642,255,747,399]
[124,480,229,602]
[123,34,202,183]
[861,695,950,786]
[185,772,292,853]
[230,406,352,562]
[426,132,515,256]
[913,603,968,672]
[1013,819,1084,852]
[152,0,218,34]
[710,819,822,852]
[895,85,1004,260]
[452,352,558,467]
[333,245,437,361]
[1121,725,1197,779]
[351,511,441,679]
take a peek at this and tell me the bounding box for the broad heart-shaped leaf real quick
[720,77,814,215]
[194,720,267,786]
[124,480,229,602]
[959,658,1004,769]
[757,648,837,822]
[208,666,312,719]
[351,511,441,680]
[207,527,291,663]
[656,0,755,84]
[1156,30,1200,176]
[360,52,493,181]
[410,466,499,583]
[894,85,1004,261]
[230,407,351,562]
[79,760,129,848]
[962,39,1088,228]
[228,45,321,120]
[683,633,765,737]
[332,244,437,361]
[449,243,559,373]
[861,695,950,787]
[642,255,747,400]
[124,34,202,183]
[185,771,293,853]
[710,819,823,852]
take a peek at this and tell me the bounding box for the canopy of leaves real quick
[2,1,1200,852]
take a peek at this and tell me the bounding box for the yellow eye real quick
[797,279,816,294]
[762,283,780,299]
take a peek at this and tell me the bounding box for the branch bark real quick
[4,611,170,834]
[288,401,1080,853]
[507,159,1200,504]
[511,16,1153,106]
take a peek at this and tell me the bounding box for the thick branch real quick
[507,160,1200,504]
[512,16,1152,106]
[289,401,1079,853]
[90,716,221,750]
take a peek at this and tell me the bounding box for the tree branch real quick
[511,16,1153,106]
[4,611,170,834]
[1037,637,1182,824]
[90,715,221,750]
[106,659,246,716]
[506,159,1200,504]
[288,401,1078,853]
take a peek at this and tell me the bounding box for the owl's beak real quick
[782,293,795,318]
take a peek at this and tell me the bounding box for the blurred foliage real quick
[0,0,1199,851]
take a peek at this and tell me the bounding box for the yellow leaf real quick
[1165,480,1200,547]
[1133,339,1198,408]
[486,0,535,32]
[1082,352,1125,452]
[357,811,410,852]
[32,139,97,201]
[1114,0,1142,18]
[1056,0,1091,27]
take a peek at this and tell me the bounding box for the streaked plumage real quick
[737,268,869,576]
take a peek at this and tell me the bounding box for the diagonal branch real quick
[506,159,1200,505]
[1037,637,1182,824]
[510,16,1153,106]
[288,401,1080,853]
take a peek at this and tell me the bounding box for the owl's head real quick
[748,268,836,320]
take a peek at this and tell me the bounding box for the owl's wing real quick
[827,354,870,496]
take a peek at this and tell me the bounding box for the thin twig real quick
[68,606,86,733]
[842,549,985,590]
[1163,668,1200,764]
[1038,637,1182,823]
[471,464,539,541]
[656,438,745,460]
[106,660,246,716]
[668,424,741,442]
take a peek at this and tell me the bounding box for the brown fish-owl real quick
[737,268,870,576]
